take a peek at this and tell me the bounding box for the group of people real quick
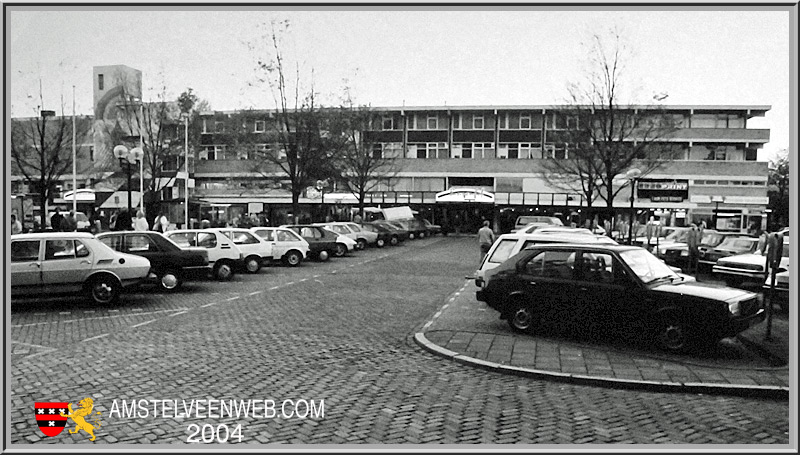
[49,208,80,232]
[108,207,170,233]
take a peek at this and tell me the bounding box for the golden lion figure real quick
[60,397,102,441]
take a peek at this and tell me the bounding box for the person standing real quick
[63,211,77,232]
[115,208,132,231]
[11,214,23,234]
[50,207,63,231]
[478,220,496,262]
[686,223,701,275]
[134,210,149,231]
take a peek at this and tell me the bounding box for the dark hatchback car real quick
[476,243,763,353]
[357,222,393,248]
[281,225,340,261]
[97,231,208,291]
[367,221,409,245]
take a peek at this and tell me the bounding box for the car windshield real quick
[701,232,726,246]
[717,238,756,250]
[619,249,679,284]
[665,229,689,242]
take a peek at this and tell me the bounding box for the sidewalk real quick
[415,279,789,399]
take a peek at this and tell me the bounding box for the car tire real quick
[507,302,537,333]
[214,261,234,281]
[244,255,262,274]
[158,270,181,292]
[86,275,120,305]
[408,232,415,240]
[376,238,386,248]
[318,250,330,262]
[334,243,347,257]
[654,314,693,353]
[418,231,426,239]
[357,239,367,250]
[283,250,302,267]
[390,236,399,246]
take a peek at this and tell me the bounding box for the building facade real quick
[193,105,770,234]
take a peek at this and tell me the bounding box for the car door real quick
[572,250,631,337]
[514,248,577,327]
[11,239,43,295]
[40,239,93,293]
[254,228,281,259]
[124,233,163,271]
[275,229,300,258]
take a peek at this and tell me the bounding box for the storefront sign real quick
[637,179,689,201]
[637,180,689,191]
[650,196,685,203]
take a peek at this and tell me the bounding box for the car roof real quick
[12,232,95,239]
[165,228,225,234]
[522,243,640,252]
[495,232,611,242]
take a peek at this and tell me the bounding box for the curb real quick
[414,332,789,400]
[735,332,789,368]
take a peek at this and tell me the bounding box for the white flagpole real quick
[72,85,77,214]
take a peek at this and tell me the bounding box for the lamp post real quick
[113,145,144,215]
[626,168,642,245]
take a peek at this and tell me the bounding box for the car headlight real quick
[680,250,689,256]
[728,301,740,316]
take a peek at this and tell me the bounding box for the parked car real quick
[474,231,618,288]
[421,218,443,236]
[281,225,342,261]
[315,222,375,250]
[163,229,244,281]
[511,215,563,233]
[250,227,310,266]
[631,226,681,250]
[660,230,740,269]
[369,220,409,245]
[476,243,764,353]
[712,237,790,288]
[699,236,760,268]
[391,219,428,239]
[217,227,273,273]
[357,222,393,247]
[96,231,209,291]
[11,232,151,304]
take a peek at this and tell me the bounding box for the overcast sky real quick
[7,6,794,160]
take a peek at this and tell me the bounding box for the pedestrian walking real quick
[154,212,170,233]
[50,207,64,231]
[134,210,149,231]
[115,208,133,231]
[63,211,78,232]
[686,223,701,275]
[478,220,495,263]
[11,214,23,234]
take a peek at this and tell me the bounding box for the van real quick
[511,215,563,233]
[474,232,618,287]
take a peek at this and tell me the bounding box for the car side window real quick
[75,240,90,258]
[236,232,260,244]
[487,239,517,264]
[167,233,194,248]
[348,224,361,232]
[45,239,76,260]
[11,240,40,262]
[522,250,575,279]
[256,229,274,241]
[197,233,217,248]
[126,234,153,252]
[99,235,122,251]
[580,252,615,284]
[276,230,291,242]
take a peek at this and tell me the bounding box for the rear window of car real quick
[487,239,518,264]
[226,231,260,245]
[99,235,122,251]
[253,229,274,241]
[277,230,302,242]
[126,234,155,252]
[197,233,217,248]
[166,232,195,247]
[522,250,575,279]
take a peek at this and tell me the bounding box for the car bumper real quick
[722,308,765,338]
[712,266,765,279]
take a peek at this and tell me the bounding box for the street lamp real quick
[626,168,642,245]
[113,145,144,214]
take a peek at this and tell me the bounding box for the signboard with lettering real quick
[637,179,689,201]
[650,196,685,203]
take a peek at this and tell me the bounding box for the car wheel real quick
[507,302,537,333]
[244,255,262,274]
[654,315,693,353]
[86,275,120,305]
[418,231,426,239]
[284,250,302,267]
[159,270,181,292]
[390,236,399,246]
[357,239,367,250]
[318,250,330,262]
[408,232,416,240]
[376,238,386,248]
[334,243,347,257]
[214,262,234,281]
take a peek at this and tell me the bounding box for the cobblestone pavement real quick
[10,236,790,446]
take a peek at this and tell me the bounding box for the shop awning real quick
[435,188,495,204]
[59,189,97,203]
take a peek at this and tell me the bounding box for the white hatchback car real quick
[714,237,790,288]
[250,227,309,267]
[11,232,151,304]
[216,227,273,274]
[164,229,244,281]
[315,222,377,250]
[319,227,358,257]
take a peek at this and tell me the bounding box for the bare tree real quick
[767,151,789,230]
[11,83,90,227]
[328,94,400,219]
[542,28,680,221]
[247,19,334,218]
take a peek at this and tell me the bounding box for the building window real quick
[236,148,250,160]
[566,115,579,129]
[544,143,556,158]
[520,115,531,129]
[98,74,104,91]
[254,120,266,133]
[383,143,403,159]
[473,143,494,159]
[507,143,519,159]
[382,116,394,130]
[372,144,383,159]
[215,121,225,133]
[705,146,728,161]
[202,119,210,134]
[472,116,484,130]
[415,143,427,159]
[199,146,212,160]
[161,155,179,171]
[427,115,438,130]
[89,145,95,162]
[519,143,533,159]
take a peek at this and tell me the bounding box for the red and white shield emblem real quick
[34,402,69,437]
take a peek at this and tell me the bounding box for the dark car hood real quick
[651,281,753,302]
